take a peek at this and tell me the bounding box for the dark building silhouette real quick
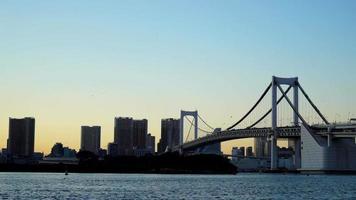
[114,117,134,156]
[133,119,148,150]
[158,118,180,153]
[108,142,119,157]
[63,147,76,158]
[50,143,64,157]
[81,126,101,155]
[49,143,76,158]
[146,133,155,154]
[7,117,35,157]
[246,146,254,157]
[240,147,245,157]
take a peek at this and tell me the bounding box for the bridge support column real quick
[293,81,299,125]
[270,135,278,170]
[271,77,278,170]
[288,138,301,169]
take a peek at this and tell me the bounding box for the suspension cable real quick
[185,117,194,143]
[198,114,214,130]
[226,82,272,130]
[297,83,329,125]
[185,116,212,134]
[277,84,309,127]
[247,86,292,129]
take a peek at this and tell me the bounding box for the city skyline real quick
[1,1,356,154]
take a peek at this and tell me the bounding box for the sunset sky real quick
[1,1,356,154]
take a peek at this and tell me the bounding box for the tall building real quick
[133,119,148,150]
[7,117,35,157]
[81,126,101,155]
[114,117,134,156]
[158,118,180,153]
[240,147,245,157]
[254,137,270,158]
[146,133,155,154]
[246,146,254,157]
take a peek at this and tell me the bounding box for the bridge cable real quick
[185,116,213,134]
[184,116,194,143]
[278,84,326,144]
[226,82,273,130]
[297,83,329,125]
[198,114,215,130]
[277,84,310,127]
[246,85,291,129]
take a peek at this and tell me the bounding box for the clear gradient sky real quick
[1,1,356,154]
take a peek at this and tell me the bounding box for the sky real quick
[0,0,356,154]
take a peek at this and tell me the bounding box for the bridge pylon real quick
[271,76,299,169]
[179,110,198,146]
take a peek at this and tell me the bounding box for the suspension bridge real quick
[174,76,356,172]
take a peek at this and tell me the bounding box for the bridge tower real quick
[179,110,198,146]
[271,76,299,169]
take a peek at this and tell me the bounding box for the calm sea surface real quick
[0,172,356,199]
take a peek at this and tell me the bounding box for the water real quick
[0,173,356,199]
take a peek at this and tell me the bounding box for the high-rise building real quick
[240,147,245,157]
[254,137,270,158]
[146,133,155,154]
[7,117,35,157]
[246,146,254,157]
[114,117,134,155]
[133,119,148,150]
[81,126,101,155]
[158,118,180,153]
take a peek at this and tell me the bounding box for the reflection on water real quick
[1,173,356,199]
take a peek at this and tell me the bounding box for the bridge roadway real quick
[179,126,301,151]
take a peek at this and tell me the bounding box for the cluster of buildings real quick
[231,138,295,171]
[0,116,187,164]
[105,117,155,157]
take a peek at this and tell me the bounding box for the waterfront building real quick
[158,118,180,153]
[133,119,148,150]
[63,147,76,158]
[239,147,245,157]
[107,143,119,157]
[98,148,107,158]
[146,133,155,154]
[254,137,270,158]
[81,126,101,155]
[114,117,134,155]
[246,146,254,157]
[7,117,35,158]
[50,143,64,157]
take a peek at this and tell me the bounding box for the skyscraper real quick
[81,126,101,155]
[133,119,148,150]
[158,118,180,153]
[254,137,270,158]
[114,117,133,156]
[7,117,35,157]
